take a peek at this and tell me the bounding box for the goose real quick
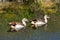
[9,18,28,32]
[31,15,50,29]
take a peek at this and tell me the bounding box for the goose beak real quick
[26,20,29,22]
[48,17,50,18]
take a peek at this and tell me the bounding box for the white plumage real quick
[9,18,28,31]
[31,15,50,28]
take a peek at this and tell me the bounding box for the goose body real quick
[35,22,45,26]
[9,18,28,31]
[31,15,50,28]
[14,24,24,31]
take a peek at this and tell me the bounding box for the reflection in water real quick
[44,24,48,31]
[0,29,60,40]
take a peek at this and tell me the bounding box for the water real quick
[0,30,60,40]
[0,14,60,40]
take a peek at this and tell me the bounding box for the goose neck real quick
[22,20,26,26]
[44,17,48,23]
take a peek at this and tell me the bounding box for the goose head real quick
[44,15,50,23]
[22,18,28,22]
[22,18,28,26]
[44,15,50,19]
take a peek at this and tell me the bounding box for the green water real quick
[0,14,60,40]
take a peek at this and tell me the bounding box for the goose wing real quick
[35,22,45,26]
[14,24,24,30]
